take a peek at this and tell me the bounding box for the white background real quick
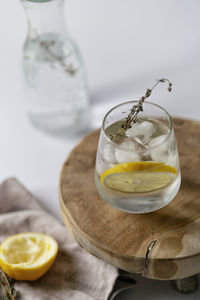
[0,0,200,299]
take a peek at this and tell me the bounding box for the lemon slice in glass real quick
[0,233,58,281]
[101,162,177,194]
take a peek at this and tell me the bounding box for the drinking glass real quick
[95,101,181,213]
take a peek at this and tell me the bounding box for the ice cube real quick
[115,140,140,163]
[167,151,178,168]
[96,143,115,175]
[103,143,116,163]
[150,134,169,162]
[95,154,105,175]
[126,120,156,145]
[95,143,116,175]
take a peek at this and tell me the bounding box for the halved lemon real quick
[100,162,177,194]
[0,233,58,281]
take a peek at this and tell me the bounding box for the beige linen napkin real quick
[0,178,118,300]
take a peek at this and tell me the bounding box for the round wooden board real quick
[59,118,200,280]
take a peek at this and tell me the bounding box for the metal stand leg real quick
[172,274,199,293]
[108,270,137,300]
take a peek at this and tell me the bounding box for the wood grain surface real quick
[59,118,200,280]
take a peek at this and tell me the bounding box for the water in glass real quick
[21,0,90,135]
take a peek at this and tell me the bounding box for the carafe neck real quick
[21,0,66,38]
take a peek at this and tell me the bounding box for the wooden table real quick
[59,118,200,293]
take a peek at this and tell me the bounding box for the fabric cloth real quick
[0,178,118,300]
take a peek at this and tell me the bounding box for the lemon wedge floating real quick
[100,162,177,194]
[0,233,58,281]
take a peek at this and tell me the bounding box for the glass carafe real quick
[21,0,90,135]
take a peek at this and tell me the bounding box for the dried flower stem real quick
[112,78,172,140]
[0,269,15,300]
[26,20,77,76]
[39,40,77,76]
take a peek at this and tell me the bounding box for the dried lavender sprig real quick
[111,78,172,140]
[124,78,172,130]
[0,269,15,300]
[26,20,77,76]
[39,40,77,76]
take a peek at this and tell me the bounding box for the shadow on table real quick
[115,277,200,300]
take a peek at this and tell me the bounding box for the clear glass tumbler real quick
[95,101,181,213]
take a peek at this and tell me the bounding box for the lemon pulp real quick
[100,162,177,194]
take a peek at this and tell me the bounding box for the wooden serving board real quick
[59,118,200,280]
